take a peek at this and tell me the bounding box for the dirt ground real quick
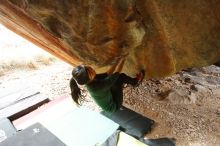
[0,61,219,146]
[124,65,220,146]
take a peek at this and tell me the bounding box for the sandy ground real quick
[0,61,219,146]
[124,65,220,146]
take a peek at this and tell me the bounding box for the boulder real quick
[0,0,220,78]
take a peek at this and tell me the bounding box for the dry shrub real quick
[0,54,57,76]
[1,60,37,71]
[26,61,38,69]
[0,68,4,77]
[34,55,57,66]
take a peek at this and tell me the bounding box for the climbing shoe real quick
[135,70,145,86]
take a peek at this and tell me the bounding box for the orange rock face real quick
[0,0,220,78]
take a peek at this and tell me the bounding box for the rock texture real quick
[0,0,220,78]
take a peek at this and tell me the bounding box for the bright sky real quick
[0,24,52,61]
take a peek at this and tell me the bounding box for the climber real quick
[69,64,145,113]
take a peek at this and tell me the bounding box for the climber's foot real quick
[134,70,145,87]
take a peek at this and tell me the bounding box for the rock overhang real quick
[0,0,220,79]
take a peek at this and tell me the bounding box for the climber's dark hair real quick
[70,77,84,105]
[69,65,90,105]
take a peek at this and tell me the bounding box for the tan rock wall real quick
[0,0,220,78]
